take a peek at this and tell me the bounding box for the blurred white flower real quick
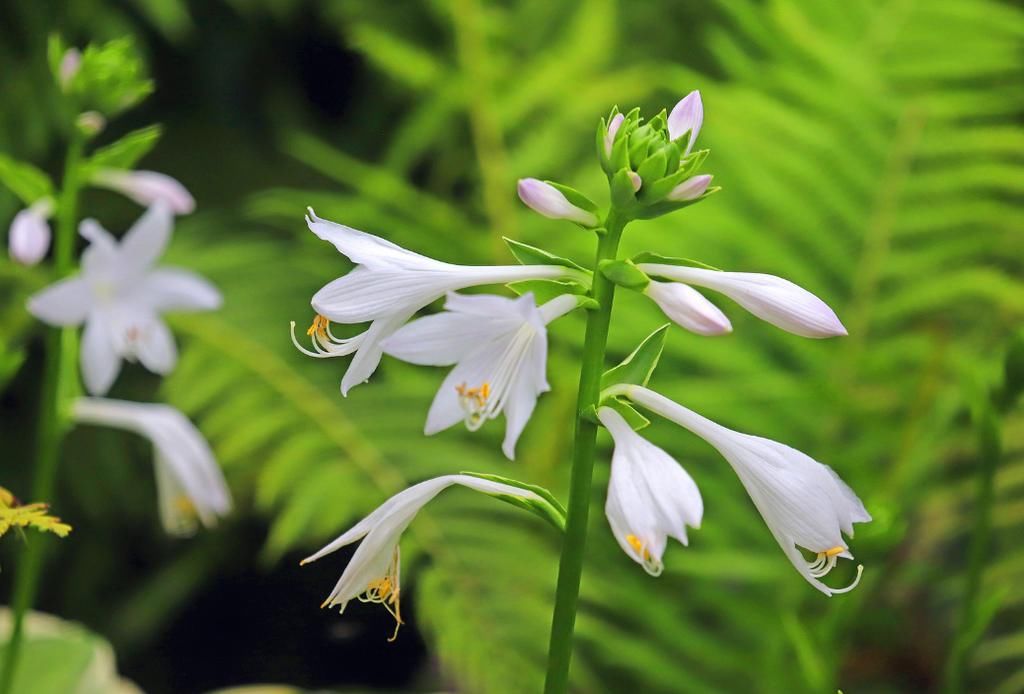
[72,397,232,536]
[8,199,54,266]
[92,169,196,215]
[598,407,703,576]
[622,385,870,595]
[383,292,576,459]
[643,280,731,336]
[27,203,221,394]
[301,474,540,640]
[296,209,586,395]
[667,90,703,156]
[516,178,599,226]
[636,263,846,338]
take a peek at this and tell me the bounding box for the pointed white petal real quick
[306,209,444,271]
[135,317,178,375]
[604,113,625,158]
[667,90,703,155]
[93,170,196,215]
[79,219,120,276]
[137,268,222,312]
[644,281,731,336]
[118,203,173,274]
[312,267,446,324]
[80,312,122,395]
[26,277,92,326]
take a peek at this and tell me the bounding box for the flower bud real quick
[59,48,82,90]
[666,174,712,202]
[627,171,642,193]
[8,200,53,266]
[604,113,625,158]
[668,91,703,156]
[517,178,598,227]
[644,281,731,335]
[93,169,195,215]
[75,111,106,137]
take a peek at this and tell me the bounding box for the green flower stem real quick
[0,132,84,694]
[544,211,626,694]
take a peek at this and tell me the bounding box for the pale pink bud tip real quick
[667,174,712,202]
[516,178,597,227]
[94,169,196,215]
[604,113,625,158]
[59,48,82,89]
[8,202,53,266]
[628,171,642,193]
[668,90,704,155]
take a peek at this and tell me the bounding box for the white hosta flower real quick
[623,385,870,595]
[666,174,712,202]
[667,90,703,156]
[604,112,625,158]
[301,474,541,640]
[8,199,54,266]
[92,169,196,215]
[72,397,232,536]
[295,209,585,395]
[636,263,846,338]
[516,179,599,227]
[382,292,577,459]
[598,407,703,576]
[644,280,731,336]
[27,203,221,395]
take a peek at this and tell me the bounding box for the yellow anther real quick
[626,534,651,560]
[306,314,330,338]
[358,547,403,642]
[456,382,491,409]
[822,545,846,558]
[174,495,196,516]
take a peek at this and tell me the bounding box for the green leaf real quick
[507,279,586,305]
[601,324,670,391]
[83,124,163,175]
[603,397,650,431]
[459,472,566,532]
[545,181,598,212]
[0,154,54,205]
[598,259,650,290]
[631,252,721,271]
[1001,331,1024,409]
[503,237,587,272]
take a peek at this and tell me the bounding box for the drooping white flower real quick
[27,203,222,395]
[300,474,541,640]
[666,174,712,202]
[643,280,731,336]
[72,397,232,536]
[382,292,577,459]
[598,407,703,576]
[516,178,599,227]
[294,209,587,395]
[667,90,703,156]
[635,263,846,338]
[8,199,54,266]
[621,385,870,595]
[604,112,625,158]
[92,169,196,215]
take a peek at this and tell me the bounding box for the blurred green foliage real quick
[1,0,1023,692]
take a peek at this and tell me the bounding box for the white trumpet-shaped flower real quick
[27,204,221,395]
[92,169,196,215]
[667,90,703,156]
[382,292,577,460]
[621,385,870,595]
[72,397,232,536]
[598,407,703,576]
[643,280,731,336]
[8,199,54,266]
[301,474,541,640]
[295,209,586,395]
[636,263,846,338]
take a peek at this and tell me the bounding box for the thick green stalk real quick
[1,133,84,694]
[544,211,626,694]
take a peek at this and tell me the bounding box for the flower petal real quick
[667,90,703,155]
[135,317,178,375]
[138,268,222,312]
[26,276,92,326]
[80,311,122,395]
[306,209,443,271]
[118,202,173,274]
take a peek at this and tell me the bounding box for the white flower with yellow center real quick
[598,407,703,576]
[72,397,232,536]
[26,203,221,395]
[620,385,870,595]
[300,474,541,640]
[293,209,588,396]
[381,292,577,459]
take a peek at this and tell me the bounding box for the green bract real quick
[52,36,153,116]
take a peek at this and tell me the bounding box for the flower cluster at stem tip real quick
[293,89,870,639]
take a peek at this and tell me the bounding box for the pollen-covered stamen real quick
[456,382,491,431]
[806,545,864,593]
[626,533,663,576]
[289,315,364,359]
[357,547,403,641]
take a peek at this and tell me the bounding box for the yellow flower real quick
[0,486,71,540]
